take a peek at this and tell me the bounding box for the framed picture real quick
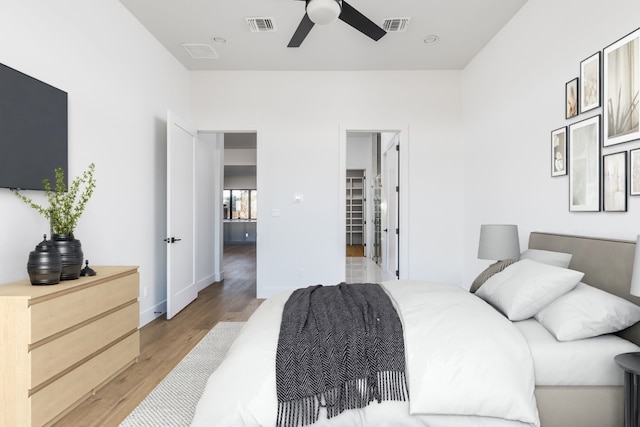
[631,148,640,195]
[603,28,640,146]
[569,115,600,211]
[551,127,567,176]
[580,52,601,113]
[603,151,627,211]
[566,78,579,119]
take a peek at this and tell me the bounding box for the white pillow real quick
[475,259,583,321]
[535,283,640,341]
[520,249,572,268]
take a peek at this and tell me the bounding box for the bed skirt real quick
[535,386,622,427]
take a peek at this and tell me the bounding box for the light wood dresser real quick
[0,266,140,427]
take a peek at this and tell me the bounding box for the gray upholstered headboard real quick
[528,232,640,345]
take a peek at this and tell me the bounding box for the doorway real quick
[222,133,257,286]
[192,130,257,294]
[345,131,399,283]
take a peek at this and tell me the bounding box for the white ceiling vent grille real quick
[181,43,219,59]
[246,17,276,32]
[382,18,411,32]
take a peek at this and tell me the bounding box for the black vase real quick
[27,235,62,285]
[52,234,84,280]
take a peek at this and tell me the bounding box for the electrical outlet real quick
[143,286,149,298]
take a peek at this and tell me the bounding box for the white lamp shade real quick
[306,0,342,25]
[478,224,520,261]
[631,235,640,297]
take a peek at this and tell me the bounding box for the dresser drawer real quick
[30,331,139,427]
[30,302,139,389]
[30,272,139,343]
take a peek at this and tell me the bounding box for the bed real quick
[526,232,640,427]
[191,232,640,427]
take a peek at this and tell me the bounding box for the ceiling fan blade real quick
[339,1,386,41]
[288,13,315,47]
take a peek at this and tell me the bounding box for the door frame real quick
[339,125,410,281]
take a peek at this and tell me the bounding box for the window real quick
[223,189,257,220]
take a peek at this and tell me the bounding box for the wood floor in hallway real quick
[54,244,261,427]
[346,245,365,257]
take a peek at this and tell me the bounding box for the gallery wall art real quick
[552,27,640,213]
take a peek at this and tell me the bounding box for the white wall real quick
[190,71,464,297]
[347,134,374,171]
[462,0,640,286]
[0,0,190,326]
[196,133,223,289]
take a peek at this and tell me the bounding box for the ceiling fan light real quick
[306,0,342,25]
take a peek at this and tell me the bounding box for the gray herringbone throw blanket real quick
[275,283,408,427]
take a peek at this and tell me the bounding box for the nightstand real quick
[615,352,640,427]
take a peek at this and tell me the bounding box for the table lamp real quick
[478,224,521,262]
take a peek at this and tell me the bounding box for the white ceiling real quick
[119,0,527,71]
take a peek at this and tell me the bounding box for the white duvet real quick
[191,280,540,427]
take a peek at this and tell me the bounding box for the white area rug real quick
[120,322,245,427]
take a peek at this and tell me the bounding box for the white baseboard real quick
[139,299,166,327]
[139,269,224,327]
[257,286,293,299]
[197,272,221,292]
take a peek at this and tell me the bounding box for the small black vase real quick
[52,234,84,280]
[27,235,62,285]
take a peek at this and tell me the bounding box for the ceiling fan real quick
[288,0,386,48]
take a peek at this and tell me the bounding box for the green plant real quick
[13,163,96,235]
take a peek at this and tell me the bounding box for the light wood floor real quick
[54,244,262,427]
[346,245,364,257]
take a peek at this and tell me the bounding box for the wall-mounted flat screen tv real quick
[0,63,67,190]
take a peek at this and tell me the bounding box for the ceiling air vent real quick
[382,18,411,32]
[181,43,219,59]
[246,17,276,33]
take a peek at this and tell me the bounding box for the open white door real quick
[166,111,197,319]
[381,134,399,279]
